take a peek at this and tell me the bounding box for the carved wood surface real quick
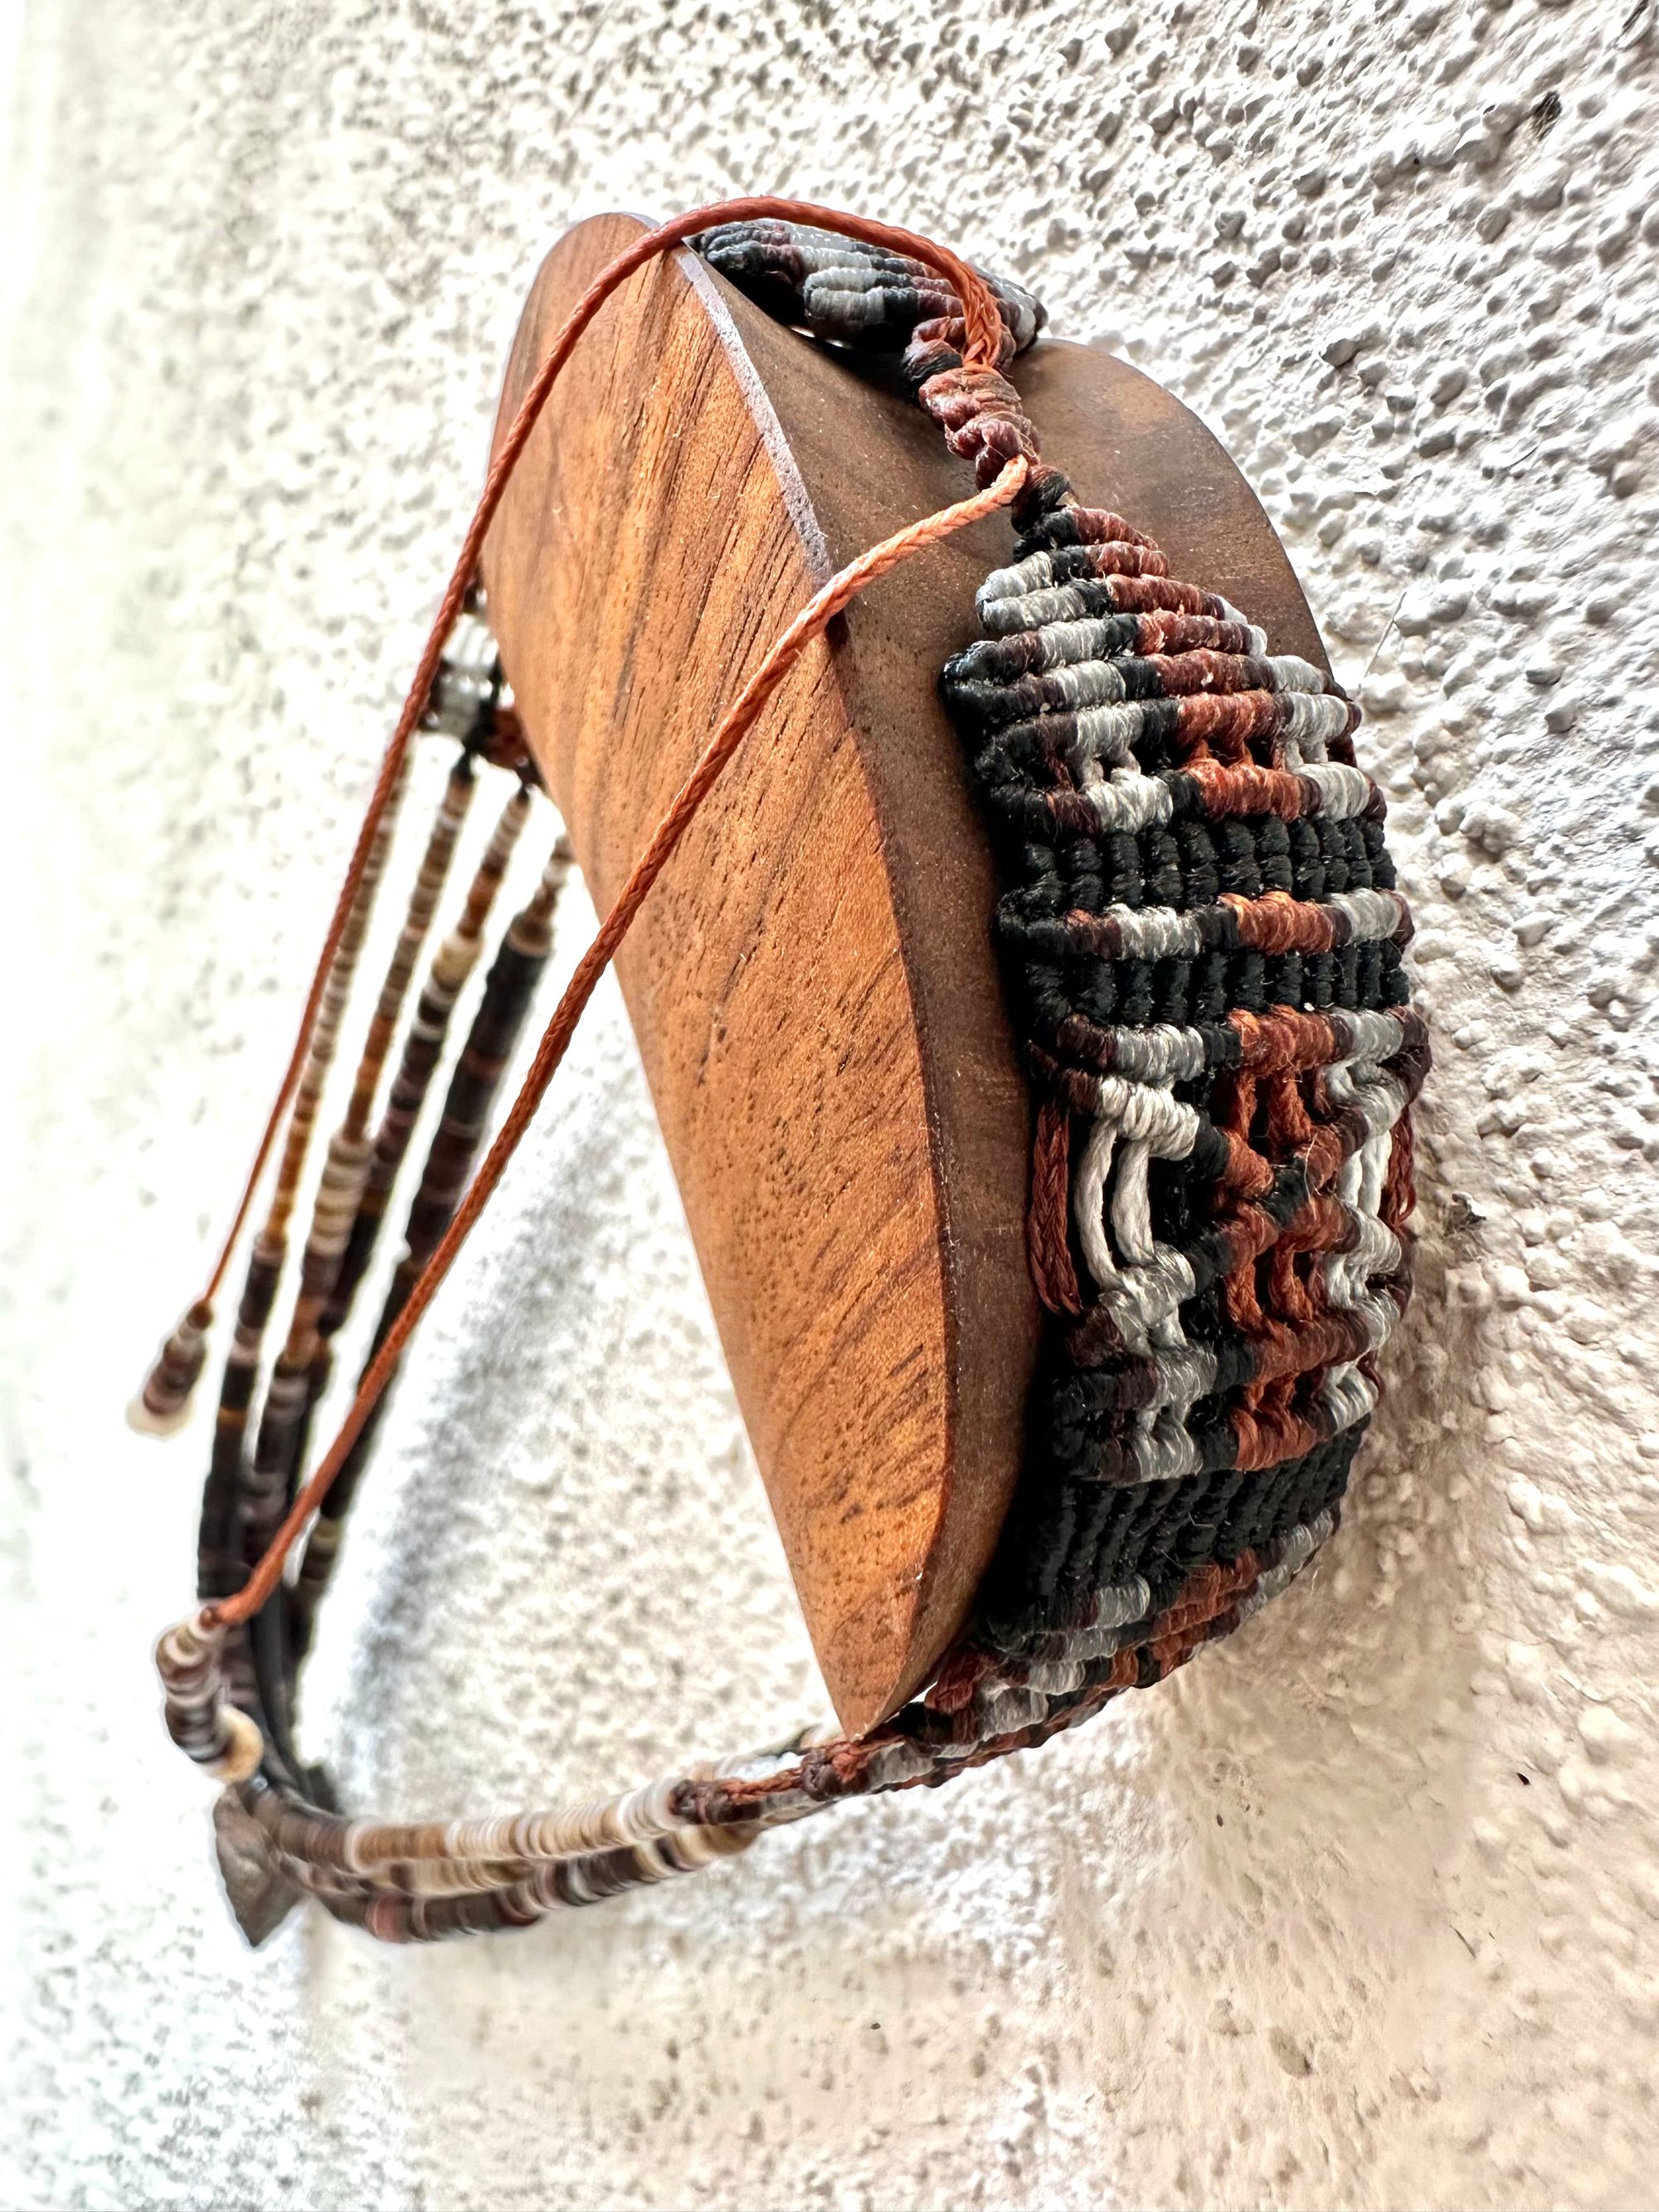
[482,212,1327,1735]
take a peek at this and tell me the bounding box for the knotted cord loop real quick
[133,197,1017,1434]
[200,455,1026,1637]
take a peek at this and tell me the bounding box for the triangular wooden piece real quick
[481,212,1329,1737]
[212,1789,301,1947]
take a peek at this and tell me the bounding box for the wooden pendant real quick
[481,212,1330,1738]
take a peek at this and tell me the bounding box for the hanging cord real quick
[131,196,1017,1437]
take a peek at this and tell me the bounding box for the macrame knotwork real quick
[137,201,1423,1945]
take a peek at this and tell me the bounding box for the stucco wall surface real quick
[4,0,1659,2205]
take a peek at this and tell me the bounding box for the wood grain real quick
[481,213,1329,1736]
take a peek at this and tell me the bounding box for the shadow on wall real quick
[1121,1110,1500,2001]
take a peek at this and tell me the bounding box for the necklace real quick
[136,199,1424,1944]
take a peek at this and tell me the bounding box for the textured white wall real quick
[5,1,1658,2205]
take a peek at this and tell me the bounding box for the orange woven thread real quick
[207,453,1029,1631]
[173,197,1010,1323]
[1381,1111,1416,1233]
[1027,1097,1082,1316]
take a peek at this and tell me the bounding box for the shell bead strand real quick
[284,831,577,1660]
[194,778,405,1619]
[241,751,479,1568]
[703,215,1420,1676]
[316,780,533,1366]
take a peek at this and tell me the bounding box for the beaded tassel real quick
[275,780,537,1692]
[187,615,518,1763]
